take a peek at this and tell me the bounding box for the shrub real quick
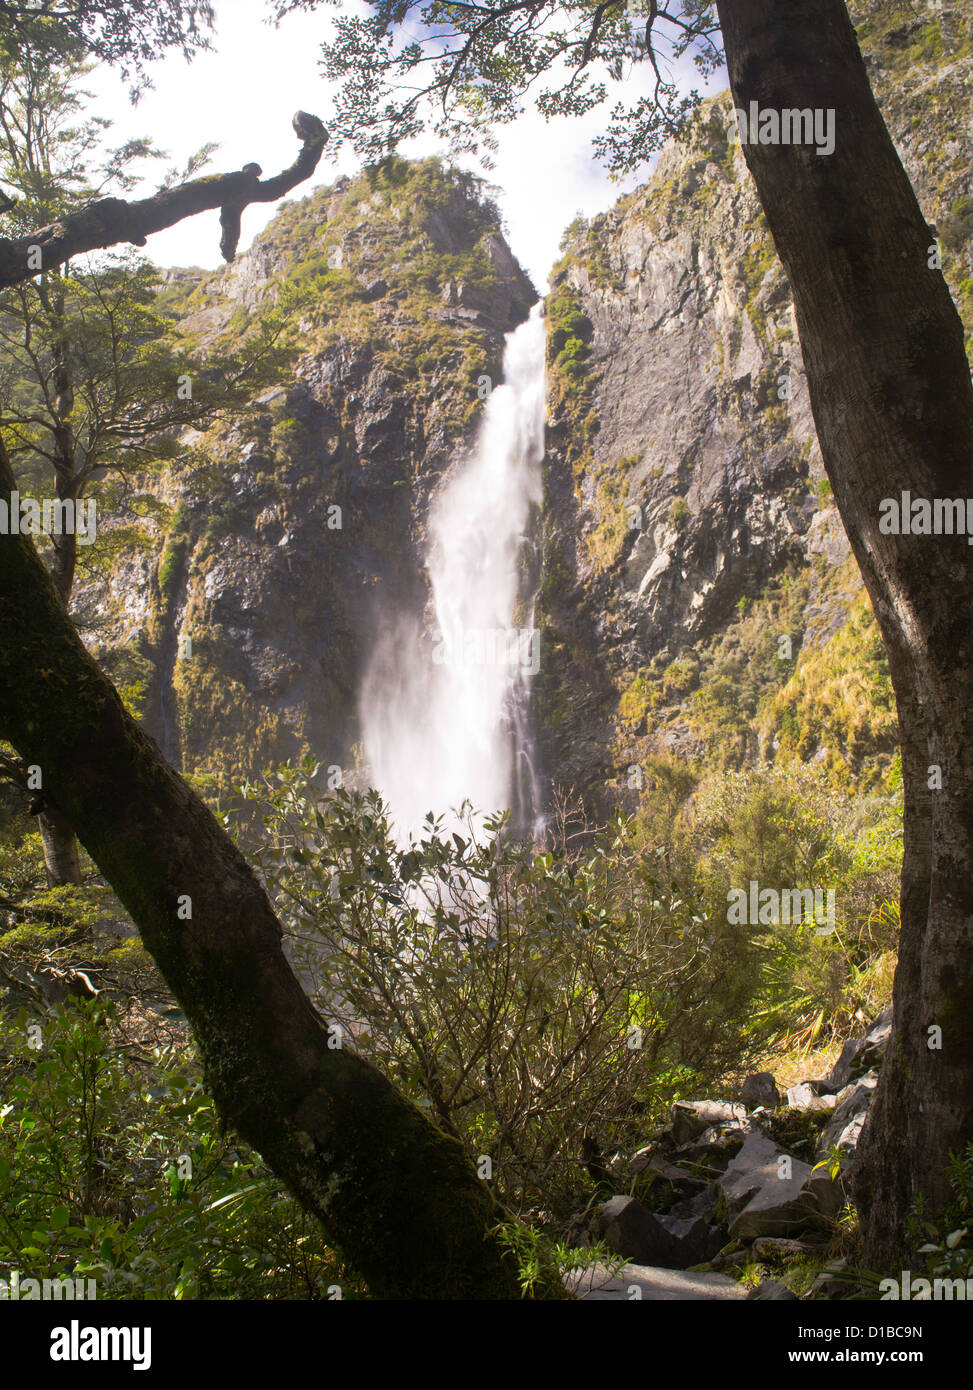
[242,762,769,1223]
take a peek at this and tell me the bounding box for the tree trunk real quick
[0,440,524,1300]
[38,380,84,886]
[716,0,973,1270]
[37,804,83,886]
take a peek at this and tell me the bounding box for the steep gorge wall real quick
[536,0,973,812]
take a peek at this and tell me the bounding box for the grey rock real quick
[671,1182,721,1225]
[671,1126,748,1181]
[857,1006,894,1070]
[659,1214,725,1264]
[718,1133,820,1240]
[752,1236,829,1260]
[820,1036,865,1092]
[786,1082,822,1109]
[817,1007,893,1095]
[670,1100,747,1145]
[804,1166,844,1221]
[590,1195,722,1269]
[569,1263,749,1301]
[742,1072,781,1110]
[816,1070,879,1169]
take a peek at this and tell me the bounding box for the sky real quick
[83,0,724,292]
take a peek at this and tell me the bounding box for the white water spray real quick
[361,303,547,841]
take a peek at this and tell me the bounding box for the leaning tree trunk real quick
[0,440,522,1300]
[716,0,973,1270]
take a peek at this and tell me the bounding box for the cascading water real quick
[360,302,547,843]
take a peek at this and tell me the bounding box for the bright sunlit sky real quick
[84,0,726,292]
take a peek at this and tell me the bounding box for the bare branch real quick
[0,114,329,288]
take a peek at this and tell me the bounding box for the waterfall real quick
[360,303,547,842]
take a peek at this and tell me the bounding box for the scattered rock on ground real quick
[670,1100,747,1145]
[591,1195,722,1269]
[718,1132,823,1240]
[816,1071,879,1170]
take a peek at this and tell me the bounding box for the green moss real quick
[97,644,156,721]
[618,670,653,729]
[661,656,701,701]
[941,195,973,254]
[0,920,73,952]
[740,236,778,344]
[158,535,187,601]
[270,415,308,465]
[761,590,898,781]
[546,283,594,384]
[670,496,691,527]
[586,452,642,572]
[170,635,314,790]
[768,1105,830,1163]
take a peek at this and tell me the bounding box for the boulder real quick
[590,1195,722,1269]
[751,1236,829,1260]
[630,1148,709,1192]
[741,1072,781,1110]
[785,1085,838,1115]
[804,1165,845,1221]
[670,1100,747,1145]
[786,1082,825,1109]
[718,1132,820,1240]
[857,1006,894,1071]
[818,1036,865,1093]
[661,1214,725,1264]
[669,1181,721,1225]
[672,1124,749,1178]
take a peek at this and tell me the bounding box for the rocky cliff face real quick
[76,159,535,787]
[535,0,972,811]
[78,3,972,815]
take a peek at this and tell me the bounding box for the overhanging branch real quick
[0,113,328,287]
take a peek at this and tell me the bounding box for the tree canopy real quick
[272,0,724,169]
[0,1,215,91]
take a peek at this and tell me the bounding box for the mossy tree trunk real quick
[0,440,522,1299]
[717,0,973,1269]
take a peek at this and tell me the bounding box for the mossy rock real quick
[768,1105,830,1163]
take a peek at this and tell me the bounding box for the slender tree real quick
[0,43,308,884]
[272,0,973,1266]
